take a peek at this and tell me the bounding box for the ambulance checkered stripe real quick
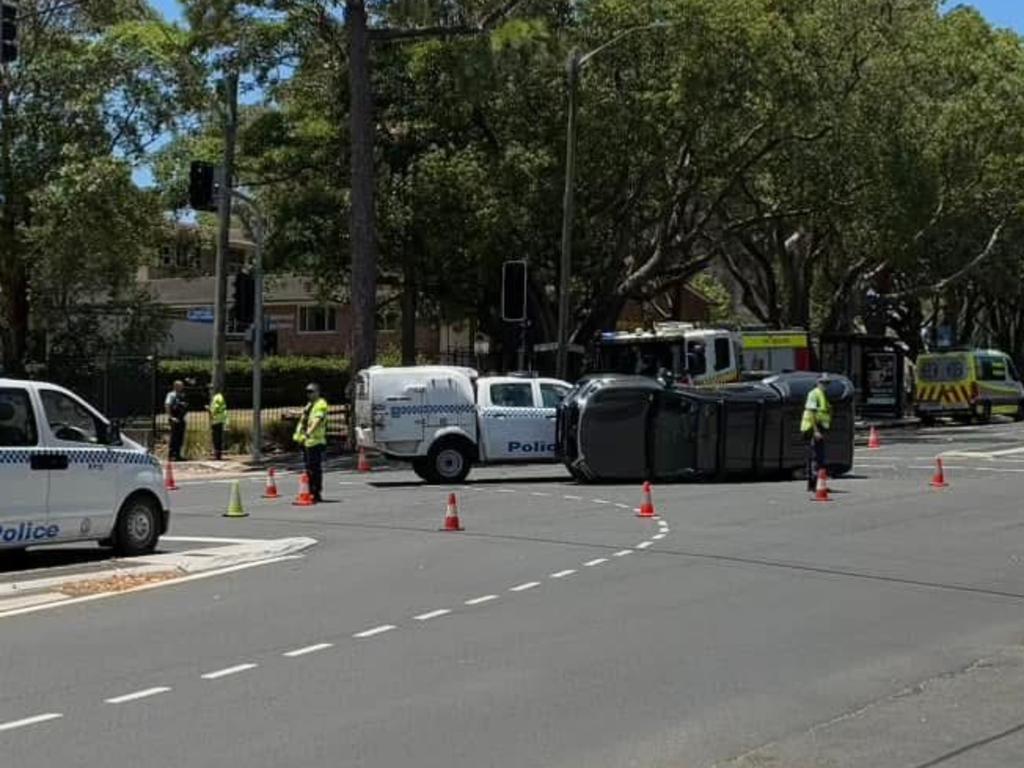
[0,448,158,465]
[389,404,477,417]
[481,407,553,419]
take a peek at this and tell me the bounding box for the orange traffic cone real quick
[813,468,831,502]
[637,481,657,518]
[930,457,949,488]
[164,460,178,491]
[263,467,280,499]
[292,472,315,506]
[868,426,881,450]
[357,447,372,473]
[441,492,464,531]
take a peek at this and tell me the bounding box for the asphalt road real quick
[4,422,1024,767]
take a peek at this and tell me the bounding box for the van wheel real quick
[112,494,160,556]
[425,439,472,484]
[976,401,993,424]
[1015,401,1024,422]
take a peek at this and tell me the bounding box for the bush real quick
[159,356,350,410]
[264,417,296,450]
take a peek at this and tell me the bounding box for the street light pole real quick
[556,51,580,381]
[555,23,673,380]
[232,188,266,465]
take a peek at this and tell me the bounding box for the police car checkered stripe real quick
[389,404,477,418]
[480,407,552,419]
[0,448,159,465]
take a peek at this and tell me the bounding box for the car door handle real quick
[30,453,68,471]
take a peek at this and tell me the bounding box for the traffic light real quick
[501,260,527,322]
[1,3,17,64]
[232,272,255,326]
[188,161,218,211]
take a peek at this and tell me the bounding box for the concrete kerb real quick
[0,537,317,613]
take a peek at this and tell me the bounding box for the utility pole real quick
[232,188,266,465]
[212,69,239,393]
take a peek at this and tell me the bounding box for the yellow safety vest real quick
[294,397,328,447]
[210,393,228,426]
[800,387,832,432]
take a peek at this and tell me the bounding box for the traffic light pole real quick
[232,188,266,465]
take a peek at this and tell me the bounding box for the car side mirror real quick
[105,421,122,446]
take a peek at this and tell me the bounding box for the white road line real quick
[413,609,452,621]
[636,541,654,549]
[283,643,334,658]
[497,488,516,494]
[584,558,608,567]
[550,569,576,578]
[652,533,666,540]
[510,581,541,592]
[615,503,630,509]
[105,687,172,704]
[465,594,499,606]
[613,550,632,557]
[201,663,258,680]
[531,492,550,497]
[353,625,397,639]
[0,713,63,732]
[563,494,583,501]
[592,499,610,504]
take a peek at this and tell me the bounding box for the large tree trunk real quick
[212,70,238,392]
[0,74,26,374]
[348,0,377,372]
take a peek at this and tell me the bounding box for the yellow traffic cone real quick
[223,479,249,518]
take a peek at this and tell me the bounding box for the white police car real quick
[354,367,571,483]
[0,379,170,556]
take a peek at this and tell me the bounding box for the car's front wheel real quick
[112,494,161,556]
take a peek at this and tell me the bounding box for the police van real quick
[353,366,572,483]
[0,379,170,556]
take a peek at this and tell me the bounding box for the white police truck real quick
[0,379,170,556]
[353,366,571,483]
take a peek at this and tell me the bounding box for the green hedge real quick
[159,356,351,409]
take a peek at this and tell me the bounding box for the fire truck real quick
[592,323,812,385]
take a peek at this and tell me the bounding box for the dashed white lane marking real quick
[636,541,653,550]
[584,558,608,567]
[413,609,452,621]
[563,494,583,501]
[465,594,499,606]
[613,550,633,557]
[615,503,631,509]
[201,663,258,680]
[510,581,541,592]
[283,643,334,658]
[531,492,550,497]
[652,533,666,540]
[105,687,172,704]
[592,499,610,504]
[0,713,63,732]
[550,569,576,579]
[353,625,397,639]
[497,488,516,494]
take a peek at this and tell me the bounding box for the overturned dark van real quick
[555,372,855,483]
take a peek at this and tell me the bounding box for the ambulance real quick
[0,379,170,555]
[915,349,1024,423]
[353,366,572,483]
[594,323,743,385]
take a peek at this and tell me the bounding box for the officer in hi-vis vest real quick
[801,374,832,491]
[294,383,329,503]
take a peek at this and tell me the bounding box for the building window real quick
[298,306,338,333]
[377,310,400,332]
[161,245,174,267]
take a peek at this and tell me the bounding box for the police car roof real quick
[366,365,479,378]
